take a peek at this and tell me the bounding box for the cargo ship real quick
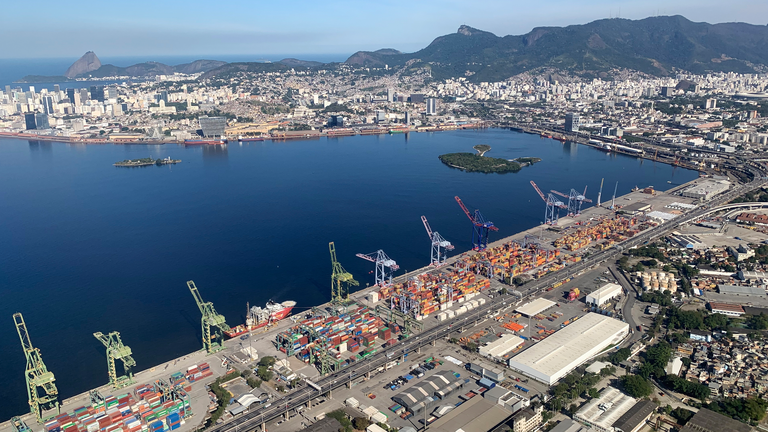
[388,126,410,134]
[183,139,228,145]
[225,300,296,338]
[237,136,265,142]
[325,128,355,137]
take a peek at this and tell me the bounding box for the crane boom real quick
[421,215,433,238]
[550,190,570,199]
[355,253,377,263]
[454,196,474,223]
[329,242,358,302]
[530,181,547,202]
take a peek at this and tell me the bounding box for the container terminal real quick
[1,173,761,432]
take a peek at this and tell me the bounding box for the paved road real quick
[207,177,768,432]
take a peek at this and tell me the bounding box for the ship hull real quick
[224,302,295,338]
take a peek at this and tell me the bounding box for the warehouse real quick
[612,400,657,432]
[507,313,629,385]
[516,298,556,317]
[681,179,730,200]
[586,283,623,306]
[574,387,637,432]
[718,285,765,297]
[479,334,525,361]
[391,371,464,413]
[708,302,745,317]
[427,396,512,432]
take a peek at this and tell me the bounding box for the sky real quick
[3,0,768,59]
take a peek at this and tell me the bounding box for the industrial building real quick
[198,116,227,138]
[549,419,589,432]
[479,334,525,361]
[507,313,629,385]
[427,396,512,432]
[516,298,556,317]
[469,362,505,382]
[510,405,544,432]
[680,179,730,200]
[718,285,765,297]
[611,400,657,432]
[679,408,753,432]
[585,283,622,306]
[708,302,745,317]
[574,387,637,432]
[391,371,464,413]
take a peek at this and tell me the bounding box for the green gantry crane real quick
[93,331,136,389]
[13,312,60,423]
[330,242,359,302]
[11,417,31,432]
[187,280,231,354]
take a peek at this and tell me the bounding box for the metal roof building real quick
[479,334,525,361]
[391,371,464,413]
[586,283,623,306]
[516,298,556,317]
[574,387,637,432]
[507,313,629,385]
[612,400,657,432]
[679,408,753,432]
[427,396,512,432]
[718,285,766,297]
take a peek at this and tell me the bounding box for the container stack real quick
[275,306,392,366]
[554,216,640,251]
[184,362,213,383]
[42,388,190,432]
[456,240,566,280]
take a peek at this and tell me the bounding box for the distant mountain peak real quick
[64,51,101,78]
[457,25,494,37]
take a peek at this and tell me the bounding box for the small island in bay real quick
[114,157,181,167]
[439,145,540,173]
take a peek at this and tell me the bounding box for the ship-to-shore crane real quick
[93,331,136,389]
[13,312,60,423]
[455,196,498,250]
[421,215,454,266]
[550,186,593,216]
[187,281,231,354]
[530,181,567,225]
[357,250,399,287]
[329,241,359,302]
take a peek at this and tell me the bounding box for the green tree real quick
[258,356,276,367]
[352,417,371,430]
[746,313,768,330]
[620,374,654,398]
[246,377,262,388]
[257,366,273,381]
[587,388,600,399]
[608,348,631,365]
[704,313,729,331]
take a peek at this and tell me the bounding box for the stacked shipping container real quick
[553,217,640,251]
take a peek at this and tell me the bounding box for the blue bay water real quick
[0,130,697,419]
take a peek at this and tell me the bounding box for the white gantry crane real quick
[356,249,400,287]
[421,215,454,267]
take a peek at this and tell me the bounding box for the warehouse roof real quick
[586,283,622,302]
[516,298,556,317]
[508,313,629,384]
[612,400,657,432]
[575,387,637,430]
[479,334,525,359]
[718,285,766,297]
[427,395,511,432]
[709,303,746,314]
[392,371,461,412]
[679,408,752,432]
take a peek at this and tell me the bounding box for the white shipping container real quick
[345,397,359,408]
[371,412,388,424]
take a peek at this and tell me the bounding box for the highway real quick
[207,175,768,432]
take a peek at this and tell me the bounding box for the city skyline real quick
[2,0,768,59]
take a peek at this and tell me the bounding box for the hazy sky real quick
[3,0,768,59]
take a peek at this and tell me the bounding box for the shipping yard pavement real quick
[1,177,708,432]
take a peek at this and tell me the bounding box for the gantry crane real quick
[596,178,604,207]
[421,215,454,266]
[551,186,592,216]
[530,181,567,225]
[93,331,136,389]
[187,281,231,354]
[13,312,59,423]
[357,250,399,287]
[329,242,359,302]
[455,196,498,250]
[11,417,31,432]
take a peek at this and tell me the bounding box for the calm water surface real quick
[0,129,697,419]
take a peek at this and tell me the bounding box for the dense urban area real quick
[8,26,768,432]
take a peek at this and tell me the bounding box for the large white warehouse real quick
[507,313,629,385]
[586,283,623,306]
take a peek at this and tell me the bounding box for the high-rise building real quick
[79,88,89,102]
[66,88,76,101]
[53,84,60,93]
[198,116,227,138]
[565,113,579,132]
[706,99,717,109]
[410,94,425,104]
[106,86,118,100]
[90,85,105,102]
[35,113,50,129]
[4,85,10,96]
[387,88,393,103]
[426,98,437,115]
[404,111,411,125]
[43,96,54,115]
[25,113,37,130]
[661,86,675,97]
